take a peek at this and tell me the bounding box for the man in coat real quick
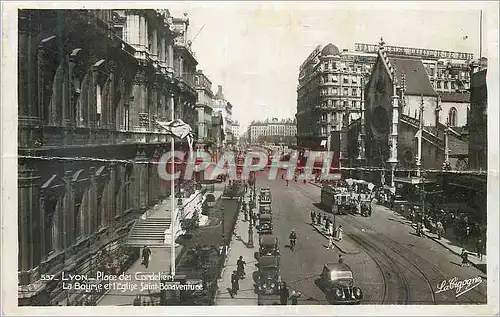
[280,282,290,305]
[230,270,239,297]
[141,245,151,269]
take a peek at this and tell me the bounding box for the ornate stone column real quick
[108,163,117,224]
[132,69,147,132]
[62,170,74,249]
[89,167,98,233]
[387,80,400,189]
[134,150,148,211]
[18,160,41,271]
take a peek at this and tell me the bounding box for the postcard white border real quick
[1,1,499,316]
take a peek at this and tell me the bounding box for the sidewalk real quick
[97,245,182,306]
[311,223,359,254]
[379,204,487,273]
[215,193,258,305]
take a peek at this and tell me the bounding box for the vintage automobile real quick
[259,235,280,257]
[258,214,273,234]
[259,194,272,205]
[256,256,282,305]
[317,263,363,305]
[260,187,271,196]
[259,204,272,214]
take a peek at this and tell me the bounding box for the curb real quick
[393,212,486,273]
[312,224,359,254]
[422,230,486,273]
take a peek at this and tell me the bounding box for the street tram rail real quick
[349,234,411,304]
[341,215,485,304]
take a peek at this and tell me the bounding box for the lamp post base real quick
[247,227,254,248]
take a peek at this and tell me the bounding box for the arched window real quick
[448,107,458,127]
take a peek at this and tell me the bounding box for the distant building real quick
[248,118,297,145]
[232,121,240,143]
[211,111,224,161]
[194,70,215,151]
[213,85,234,144]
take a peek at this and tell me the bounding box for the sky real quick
[167,1,493,133]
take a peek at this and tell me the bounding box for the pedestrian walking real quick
[476,238,484,261]
[338,254,344,263]
[328,221,334,236]
[141,245,151,269]
[230,270,239,297]
[237,255,246,279]
[316,213,321,225]
[310,210,316,224]
[416,221,422,237]
[327,234,334,249]
[324,216,329,231]
[280,282,290,305]
[253,213,258,228]
[461,249,470,267]
[465,225,471,246]
[337,225,343,242]
[289,290,301,305]
[436,220,444,239]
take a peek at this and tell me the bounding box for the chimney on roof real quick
[217,85,223,95]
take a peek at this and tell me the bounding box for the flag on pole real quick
[156,119,195,154]
[414,129,421,139]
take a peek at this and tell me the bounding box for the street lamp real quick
[221,207,225,245]
[247,221,254,248]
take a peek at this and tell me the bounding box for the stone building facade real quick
[18,9,197,306]
[194,70,214,149]
[297,42,473,151]
[248,118,297,145]
[348,39,470,188]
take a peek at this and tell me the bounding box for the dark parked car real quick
[317,263,362,304]
[259,205,272,214]
[259,235,280,257]
[258,214,273,234]
[256,256,282,305]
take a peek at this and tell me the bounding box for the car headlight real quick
[271,283,275,288]
[354,287,362,299]
[262,284,267,288]
[335,289,342,298]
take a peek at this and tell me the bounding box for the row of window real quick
[320,87,360,97]
[320,74,363,85]
[320,61,373,73]
[433,80,470,90]
[320,100,361,109]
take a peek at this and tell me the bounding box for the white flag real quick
[156,119,194,154]
[414,130,422,139]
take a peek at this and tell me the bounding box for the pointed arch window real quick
[44,197,59,255]
[96,83,102,127]
[449,107,458,127]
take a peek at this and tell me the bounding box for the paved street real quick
[245,172,487,305]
